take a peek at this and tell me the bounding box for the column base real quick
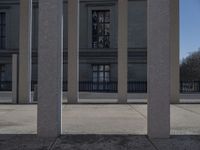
[118,95,127,104]
[67,97,78,104]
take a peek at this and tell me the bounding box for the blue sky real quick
[180,0,200,60]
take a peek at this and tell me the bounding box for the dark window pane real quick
[98,12,104,23]
[105,72,110,78]
[92,65,110,90]
[93,23,98,34]
[105,65,110,71]
[99,72,104,78]
[0,72,5,81]
[98,24,104,35]
[93,65,98,71]
[98,36,104,48]
[92,11,98,23]
[0,65,5,81]
[93,35,98,41]
[105,24,110,35]
[93,72,98,82]
[105,12,110,22]
[99,84,103,90]
[99,65,104,71]
[92,10,110,48]
[104,36,110,48]
[92,42,97,48]
[0,13,6,49]
[105,78,109,82]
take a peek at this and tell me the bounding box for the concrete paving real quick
[0,104,200,149]
[0,104,200,135]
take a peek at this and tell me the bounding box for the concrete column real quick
[147,0,179,138]
[18,0,32,104]
[117,0,128,103]
[12,54,18,104]
[67,0,79,104]
[38,0,63,137]
[170,0,180,104]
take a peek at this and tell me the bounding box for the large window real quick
[92,64,110,90]
[92,10,110,48]
[0,12,6,49]
[92,65,110,83]
[0,64,5,81]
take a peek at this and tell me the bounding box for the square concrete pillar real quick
[147,0,179,138]
[18,0,32,104]
[117,0,128,103]
[67,0,79,104]
[38,0,63,137]
[12,54,18,104]
[170,0,180,104]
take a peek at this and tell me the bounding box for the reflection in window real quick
[92,64,110,90]
[0,13,6,49]
[92,65,110,83]
[0,64,6,90]
[0,64,5,82]
[92,10,110,48]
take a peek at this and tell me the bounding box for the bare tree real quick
[180,48,200,81]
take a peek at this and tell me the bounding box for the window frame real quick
[88,5,115,49]
[91,10,111,49]
[92,64,110,83]
[0,64,5,82]
[0,12,6,49]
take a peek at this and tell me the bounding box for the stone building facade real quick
[0,0,147,88]
[0,0,180,138]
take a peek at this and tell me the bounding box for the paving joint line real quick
[128,104,147,119]
[48,137,59,150]
[146,136,160,150]
[173,105,200,115]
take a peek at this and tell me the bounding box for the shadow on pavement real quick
[0,134,200,150]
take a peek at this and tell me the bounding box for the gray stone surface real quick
[18,0,32,104]
[0,135,55,150]
[118,0,128,103]
[0,134,199,150]
[171,105,200,135]
[67,0,79,104]
[12,54,18,104]
[62,105,146,134]
[150,136,200,150]
[0,104,200,135]
[37,0,63,137]
[170,0,180,104]
[0,0,147,50]
[52,135,156,150]
[0,105,37,134]
[147,0,173,138]
[0,1,148,84]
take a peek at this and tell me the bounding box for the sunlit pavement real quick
[0,104,200,135]
[0,104,200,149]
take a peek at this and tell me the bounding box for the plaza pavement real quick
[0,104,200,149]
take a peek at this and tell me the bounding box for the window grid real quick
[0,64,5,81]
[92,10,110,48]
[0,12,6,49]
[92,65,110,83]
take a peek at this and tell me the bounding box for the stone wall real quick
[0,0,147,82]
